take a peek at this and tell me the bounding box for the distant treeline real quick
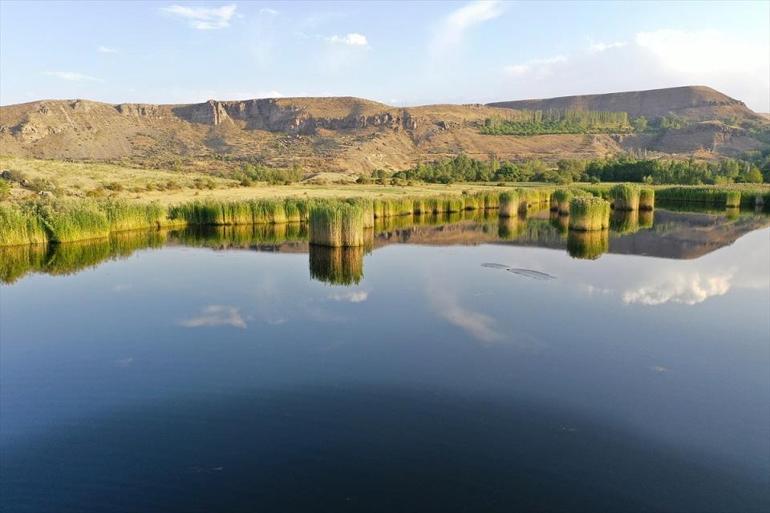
[386,154,767,185]
[481,109,631,135]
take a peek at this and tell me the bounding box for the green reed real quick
[309,202,366,247]
[498,191,520,218]
[639,188,655,210]
[569,196,611,231]
[609,184,640,211]
[0,205,48,246]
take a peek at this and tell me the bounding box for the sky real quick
[1,0,768,110]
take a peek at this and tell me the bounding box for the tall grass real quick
[103,201,167,231]
[609,184,640,211]
[639,188,655,211]
[655,186,749,208]
[724,191,741,208]
[309,202,366,247]
[0,205,48,246]
[498,191,519,218]
[39,201,111,243]
[569,196,610,231]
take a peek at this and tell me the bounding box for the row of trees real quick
[387,154,767,185]
[481,109,632,135]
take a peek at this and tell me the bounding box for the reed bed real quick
[724,191,741,208]
[481,192,500,210]
[308,202,366,247]
[104,201,167,231]
[567,230,609,260]
[345,198,374,227]
[655,186,749,208]
[463,195,481,211]
[309,245,365,285]
[569,196,611,231]
[0,205,48,246]
[39,201,111,243]
[609,184,640,211]
[639,188,655,210]
[498,191,520,218]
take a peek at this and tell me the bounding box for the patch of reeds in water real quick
[309,245,365,285]
[567,230,609,260]
[639,188,655,210]
[609,184,640,211]
[309,202,366,247]
[498,191,519,218]
[655,186,753,209]
[0,205,48,246]
[568,196,611,231]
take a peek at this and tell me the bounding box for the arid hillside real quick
[0,86,766,173]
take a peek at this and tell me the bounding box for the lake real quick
[2,208,769,512]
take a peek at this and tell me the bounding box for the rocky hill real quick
[0,86,766,173]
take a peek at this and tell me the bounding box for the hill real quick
[487,86,762,122]
[0,86,766,174]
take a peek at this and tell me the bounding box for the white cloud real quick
[622,271,734,306]
[635,29,765,76]
[497,28,770,111]
[43,71,102,82]
[431,0,503,58]
[179,305,247,328]
[162,4,237,30]
[259,8,278,15]
[588,40,627,53]
[97,46,118,54]
[328,290,369,303]
[327,33,369,47]
[504,55,567,77]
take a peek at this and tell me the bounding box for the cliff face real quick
[0,87,766,171]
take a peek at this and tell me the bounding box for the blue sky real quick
[1,1,768,110]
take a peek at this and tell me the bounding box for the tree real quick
[632,116,648,132]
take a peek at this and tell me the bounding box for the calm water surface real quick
[2,209,769,512]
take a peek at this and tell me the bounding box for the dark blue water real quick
[2,210,769,512]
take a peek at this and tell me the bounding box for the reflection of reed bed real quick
[309,245,366,285]
[638,210,654,228]
[174,223,308,248]
[498,191,519,218]
[569,197,611,231]
[0,244,48,284]
[497,216,522,240]
[0,229,170,283]
[309,203,366,247]
[725,207,740,220]
[549,211,569,234]
[609,184,640,211]
[610,210,640,234]
[567,230,609,260]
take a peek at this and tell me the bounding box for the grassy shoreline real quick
[2,181,769,247]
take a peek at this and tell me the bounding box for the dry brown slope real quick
[487,85,760,121]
